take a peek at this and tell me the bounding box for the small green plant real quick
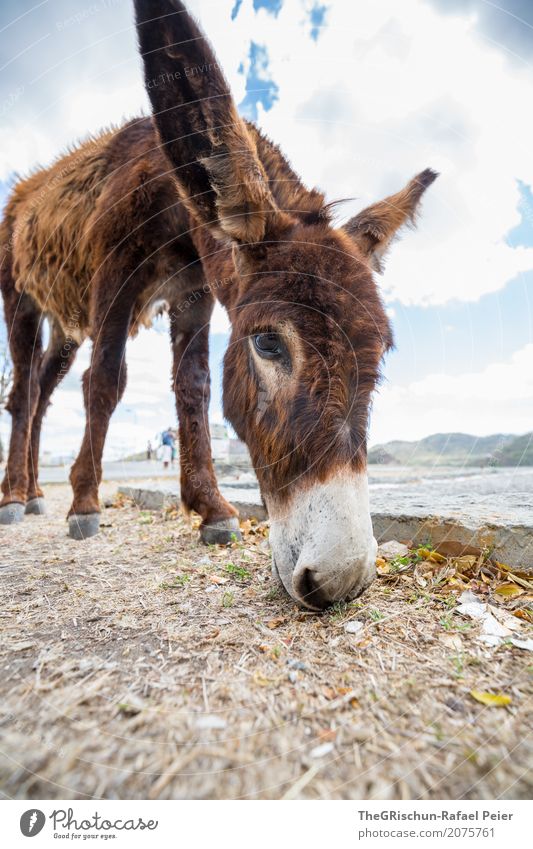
[222,591,235,607]
[329,601,349,620]
[225,562,251,581]
[451,653,465,678]
[431,722,445,742]
[388,555,412,572]
[369,609,385,622]
[440,614,471,632]
[159,574,191,590]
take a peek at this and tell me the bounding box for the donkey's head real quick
[136,0,436,609]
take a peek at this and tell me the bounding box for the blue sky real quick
[0,0,532,457]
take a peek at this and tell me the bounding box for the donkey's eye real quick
[253,333,283,359]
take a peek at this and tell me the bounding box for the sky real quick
[0,0,532,459]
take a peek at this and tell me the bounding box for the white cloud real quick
[370,343,533,443]
[217,0,533,306]
[211,302,231,333]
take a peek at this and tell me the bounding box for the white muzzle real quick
[266,469,377,610]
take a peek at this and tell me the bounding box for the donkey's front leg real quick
[170,298,241,545]
[67,297,131,540]
[0,290,42,524]
[26,321,79,516]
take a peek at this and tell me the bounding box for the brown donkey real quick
[0,0,436,609]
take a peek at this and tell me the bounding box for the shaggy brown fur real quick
[0,0,436,539]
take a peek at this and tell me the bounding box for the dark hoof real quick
[0,502,25,525]
[200,517,242,545]
[25,497,46,516]
[68,513,100,540]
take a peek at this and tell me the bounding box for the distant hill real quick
[368,432,533,467]
[489,432,533,466]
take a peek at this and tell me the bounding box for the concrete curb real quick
[118,485,532,569]
[118,485,267,521]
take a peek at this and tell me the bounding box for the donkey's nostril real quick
[292,568,330,611]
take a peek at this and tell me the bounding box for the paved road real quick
[38,458,531,490]
[39,460,179,484]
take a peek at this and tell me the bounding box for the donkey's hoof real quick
[25,497,46,516]
[0,502,25,525]
[200,517,242,545]
[68,513,100,540]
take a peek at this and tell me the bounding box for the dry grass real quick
[0,481,532,800]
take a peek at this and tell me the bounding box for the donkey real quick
[0,0,436,609]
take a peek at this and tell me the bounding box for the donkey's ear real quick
[344,168,437,272]
[135,0,283,244]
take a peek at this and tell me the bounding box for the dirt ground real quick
[0,481,531,800]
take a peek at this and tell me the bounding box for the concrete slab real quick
[118,466,533,569]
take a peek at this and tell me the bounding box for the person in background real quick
[171,428,178,467]
[146,440,153,461]
[161,427,174,469]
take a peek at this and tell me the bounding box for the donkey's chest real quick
[130,253,208,336]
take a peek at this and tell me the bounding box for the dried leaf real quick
[317,728,337,742]
[495,583,524,599]
[253,671,277,687]
[439,633,463,651]
[513,609,533,622]
[488,605,522,632]
[510,637,533,651]
[496,564,533,589]
[209,574,227,585]
[470,690,512,707]
[266,617,286,630]
[428,550,447,564]
[454,555,478,568]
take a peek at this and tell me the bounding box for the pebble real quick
[196,556,212,567]
[310,742,334,759]
[344,620,364,635]
[194,715,227,730]
[287,659,307,671]
[377,540,409,559]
